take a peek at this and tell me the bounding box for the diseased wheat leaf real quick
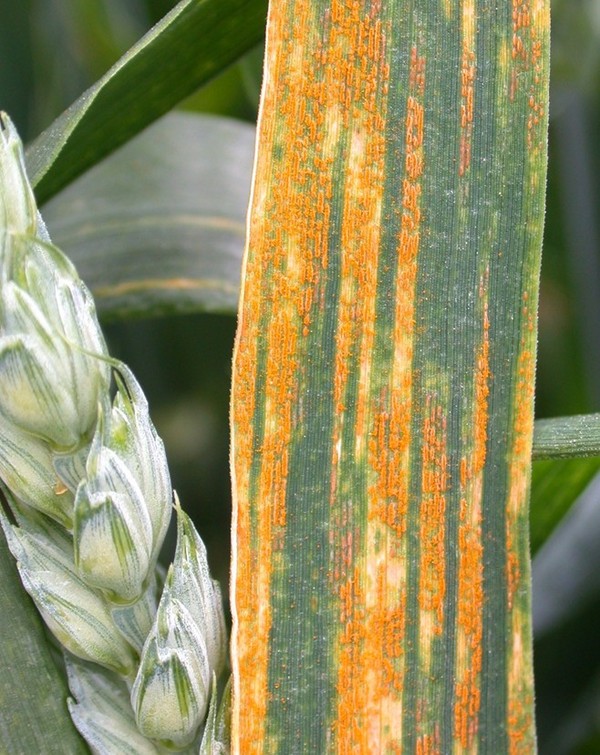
[231,0,550,751]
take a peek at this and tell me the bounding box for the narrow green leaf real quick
[0,526,86,754]
[533,413,600,459]
[41,113,253,320]
[231,0,549,751]
[26,0,267,205]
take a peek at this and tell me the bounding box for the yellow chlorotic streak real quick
[327,3,390,751]
[459,0,476,177]
[441,0,456,21]
[348,45,426,751]
[453,278,489,753]
[505,290,536,754]
[507,4,547,751]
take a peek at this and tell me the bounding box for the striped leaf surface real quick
[231,1,550,751]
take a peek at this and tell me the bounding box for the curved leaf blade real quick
[26,0,267,205]
[42,112,254,320]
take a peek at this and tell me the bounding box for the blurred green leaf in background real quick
[533,1,600,750]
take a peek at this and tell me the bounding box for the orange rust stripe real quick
[453,287,489,752]
[418,398,448,641]
[231,0,316,748]
[344,44,426,751]
[415,396,448,755]
[459,0,476,177]
[233,0,548,750]
[328,4,390,751]
[506,2,547,749]
[505,289,536,755]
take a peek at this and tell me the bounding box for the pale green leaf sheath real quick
[0,113,228,754]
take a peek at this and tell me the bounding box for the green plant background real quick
[1,0,600,751]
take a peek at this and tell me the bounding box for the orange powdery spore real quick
[511,0,531,65]
[507,631,535,755]
[337,122,387,454]
[234,305,298,753]
[335,562,407,753]
[526,2,549,159]
[274,0,339,339]
[327,2,388,469]
[260,307,299,531]
[453,493,484,752]
[506,343,534,609]
[231,74,275,753]
[419,398,448,643]
[323,4,398,751]
[369,45,425,534]
[453,292,489,752]
[510,0,548,155]
[369,402,410,536]
[338,45,426,751]
[459,45,475,177]
[510,0,529,103]
[232,0,337,749]
[506,592,535,754]
[335,567,369,752]
[510,0,549,158]
[416,729,441,755]
[416,397,447,752]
